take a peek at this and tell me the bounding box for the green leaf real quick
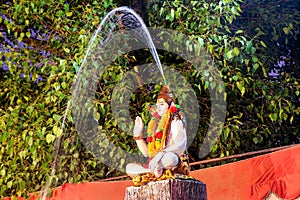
[208,44,213,54]
[236,81,245,96]
[235,30,243,34]
[253,137,258,144]
[64,48,70,53]
[7,181,13,189]
[268,113,278,122]
[19,180,25,190]
[66,12,73,17]
[170,8,175,21]
[53,114,61,122]
[283,27,289,34]
[245,59,250,65]
[226,49,233,59]
[61,82,67,89]
[26,31,31,38]
[260,41,267,48]
[233,47,240,56]
[64,4,69,12]
[53,125,63,137]
[79,29,86,35]
[252,56,258,63]
[231,6,237,14]
[290,116,294,124]
[94,112,100,120]
[252,63,259,74]
[25,7,29,14]
[104,1,109,8]
[28,137,33,146]
[46,134,55,144]
[211,144,218,153]
[223,127,230,140]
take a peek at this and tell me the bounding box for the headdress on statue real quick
[158,85,175,105]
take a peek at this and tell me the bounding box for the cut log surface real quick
[125,179,207,200]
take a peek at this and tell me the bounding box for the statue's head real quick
[157,85,175,105]
[156,85,175,116]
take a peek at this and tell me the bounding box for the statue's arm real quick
[164,119,187,154]
[136,140,148,157]
[133,116,148,157]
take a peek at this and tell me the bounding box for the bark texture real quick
[125,179,207,200]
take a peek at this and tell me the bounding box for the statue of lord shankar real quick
[126,85,191,186]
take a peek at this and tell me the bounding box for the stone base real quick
[125,179,207,200]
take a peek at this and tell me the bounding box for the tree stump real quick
[125,179,207,200]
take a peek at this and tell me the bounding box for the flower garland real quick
[146,104,180,158]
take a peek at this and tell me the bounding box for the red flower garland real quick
[155,131,163,139]
[170,106,177,113]
[146,136,153,143]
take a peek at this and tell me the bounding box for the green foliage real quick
[234,0,300,48]
[147,0,300,165]
[0,0,116,197]
[232,0,300,81]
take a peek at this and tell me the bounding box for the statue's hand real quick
[133,116,143,137]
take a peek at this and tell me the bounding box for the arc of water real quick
[74,6,167,96]
[42,100,71,200]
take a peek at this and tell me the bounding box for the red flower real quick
[155,131,163,139]
[146,136,153,143]
[170,106,177,113]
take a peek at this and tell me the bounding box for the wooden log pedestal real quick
[125,179,207,200]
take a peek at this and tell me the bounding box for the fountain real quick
[42,6,169,199]
[41,5,224,199]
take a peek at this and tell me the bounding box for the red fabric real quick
[60,181,132,200]
[5,145,300,200]
[190,144,300,199]
[1,187,62,200]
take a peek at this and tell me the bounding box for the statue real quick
[126,85,190,186]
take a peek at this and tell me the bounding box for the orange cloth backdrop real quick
[5,144,300,200]
[190,144,300,200]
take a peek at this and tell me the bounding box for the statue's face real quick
[156,98,169,116]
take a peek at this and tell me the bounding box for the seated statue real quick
[126,85,190,186]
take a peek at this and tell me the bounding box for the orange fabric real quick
[190,144,300,200]
[1,187,63,200]
[28,187,62,200]
[60,181,132,200]
[5,145,300,200]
